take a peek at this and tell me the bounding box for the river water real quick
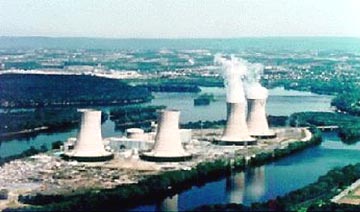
[132,132,360,211]
[0,87,333,158]
[1,86,358,211]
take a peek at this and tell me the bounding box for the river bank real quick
[0,127,320,211]
[193,162,360,211]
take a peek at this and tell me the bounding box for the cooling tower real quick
[62,109,113,162]
[247,98,276,138]
[140,109,192,162]
[218,102,256,145]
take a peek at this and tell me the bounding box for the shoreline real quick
[0,127,321,211]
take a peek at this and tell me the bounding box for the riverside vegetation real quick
[289,112,360,143]
[193,163,360,211]
[7,128,321,211]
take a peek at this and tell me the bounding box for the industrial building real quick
[62,109,113,162]
[140,109,192,162]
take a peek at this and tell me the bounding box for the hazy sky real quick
[0,0,359,38]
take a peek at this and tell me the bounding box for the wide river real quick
[132,131,360,211]
[2,87,359,211]
[0,87,333,157]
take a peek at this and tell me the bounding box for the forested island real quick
[0,74,152,108]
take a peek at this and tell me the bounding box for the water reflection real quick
[154,167,266,211]
[157,195,178,212]
[132,133,360,211]
[226,172,245,204]
[245,167,266,202]
[226,167,265,205]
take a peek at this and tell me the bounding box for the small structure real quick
[140,109,192,162]
[62,109,113,162]
[105,128,153,151]
[126,128,145,140]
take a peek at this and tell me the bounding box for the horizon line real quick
[1,35,360,40]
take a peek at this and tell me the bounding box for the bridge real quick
[313,125,339,131]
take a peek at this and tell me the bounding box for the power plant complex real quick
[61,55,275,162]
[1,54,317,212]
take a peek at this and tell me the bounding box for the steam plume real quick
[244,62,268,99]
[214,54,268,100]
[214,54,247,103]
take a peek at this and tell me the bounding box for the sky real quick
[0,0,359,38]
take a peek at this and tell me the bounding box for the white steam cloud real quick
[244,62,268,99]
[214,54,247,103]
[214,54,268,102]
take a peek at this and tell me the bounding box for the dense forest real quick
[332,92,360,116]
[0,74,152,108]
[289,112,360,143]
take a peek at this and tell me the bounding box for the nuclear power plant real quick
[219,102,257,145]
[140,109,192,162]
[62,109,114,162]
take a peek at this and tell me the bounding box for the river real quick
[1,86,357,211]
[132,132,360,211]
[0,87,333,158]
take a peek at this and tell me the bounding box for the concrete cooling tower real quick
[218,103,256,145]
[246,95,276,139]
[140,109,192,162]
[62,109,113,162]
